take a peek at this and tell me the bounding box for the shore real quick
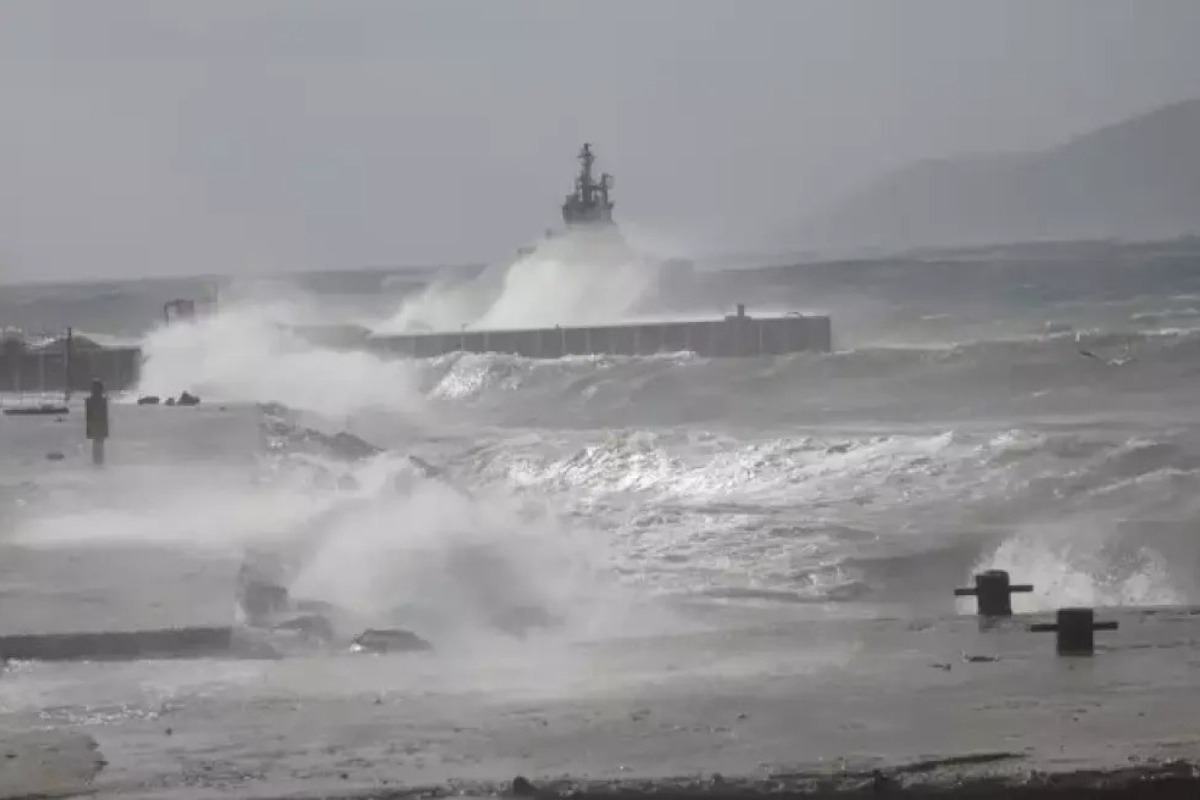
[2,605,1198,799]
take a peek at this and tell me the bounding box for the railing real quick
[1,328,142,395]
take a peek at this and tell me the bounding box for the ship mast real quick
[578,143,596,206]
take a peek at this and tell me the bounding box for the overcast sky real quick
[1,0,1198,281]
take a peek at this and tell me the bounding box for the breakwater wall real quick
[0,346,141,393]
[1,310,830,395]
[0,626,233,661]
[368,309,832,359]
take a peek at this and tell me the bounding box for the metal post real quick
[1030,607,1119,656]
[954,570,1034,617]
[85,379,109,467]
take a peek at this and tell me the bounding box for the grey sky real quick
[1,0,1198,281]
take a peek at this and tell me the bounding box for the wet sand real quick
[2,605,1199,798]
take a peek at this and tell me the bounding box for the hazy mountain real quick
[797,98,1200,252]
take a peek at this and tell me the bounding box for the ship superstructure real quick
[561,143,615,227]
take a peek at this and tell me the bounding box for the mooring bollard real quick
[84,379,109,466]
[954,569,1033,616]
[1030,607,1119,656]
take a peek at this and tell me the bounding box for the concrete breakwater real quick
[0,626,234,661]
[0,310,831,396]
[368,309,832,359]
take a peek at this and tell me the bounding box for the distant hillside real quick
[798,98,1200,251]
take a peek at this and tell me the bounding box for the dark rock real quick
[962,654,999,663]
[237,566,290,623]
[259,412,383,462]
[350,628,433,654]
[328,431,380,461]
[137,396,160,405]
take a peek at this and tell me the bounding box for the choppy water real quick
[6,245,1200,624]
[3,241,1200,791]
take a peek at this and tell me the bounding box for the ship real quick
[561,143,615,228]
[516,143,619,258]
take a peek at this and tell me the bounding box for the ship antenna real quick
[579,143,594,183]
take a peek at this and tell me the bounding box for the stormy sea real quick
[2,236,1200,796]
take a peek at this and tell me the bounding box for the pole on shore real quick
[85,379,109,466]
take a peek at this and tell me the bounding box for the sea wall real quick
[0,347,141,393]
[1,313,831,394]
[0,626,233,661]
[368,313,832,360]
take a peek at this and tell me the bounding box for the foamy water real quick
[6,248,1200,794]
[378,227,664,332]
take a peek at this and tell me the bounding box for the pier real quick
[0,626,234,661]
[368,307,832,360]
[1,310,829,399]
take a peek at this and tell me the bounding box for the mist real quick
[2,0,1200,282]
